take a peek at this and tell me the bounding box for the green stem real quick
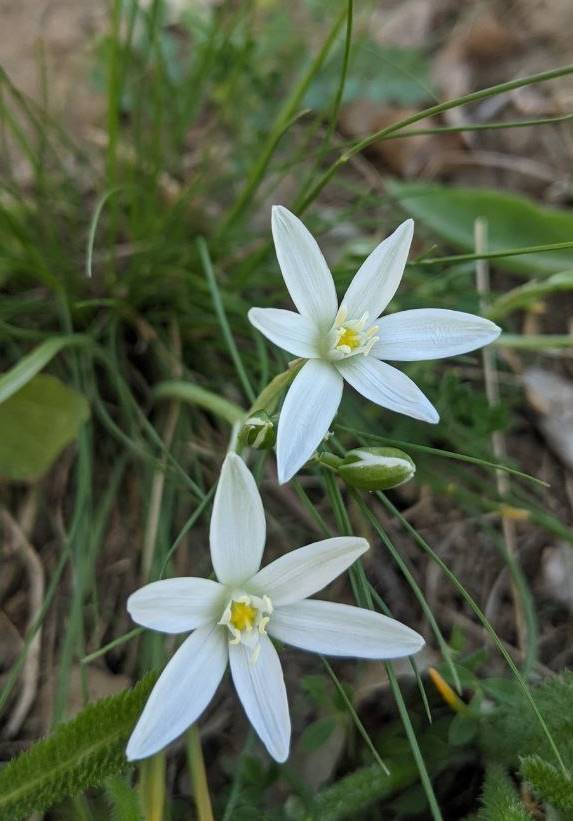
[197,236,256,403]
[217,3,347,236]
[296,0,353,204]
[139,754,165,821]
[353,491,461,694]
[315,452,343,470]
[380,492,568,777]
[247,358,304,414]
[330,111,573,152]
[222,732,254,821]
[385,664,443,821]
[414,240,573,267]
[295,62,573,214]
[80,627,143,665]
[495,334,573,349]
[321,658,390,775]
[336,424,548,487]
[153,381,245,424]
[187,725,214,821]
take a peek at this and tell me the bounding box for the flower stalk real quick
[187,725,214,821]
[139,753,166,821]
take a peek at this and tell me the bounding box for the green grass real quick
[1,1,573,819]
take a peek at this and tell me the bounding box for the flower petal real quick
[340,219,413,322]
[248,307,320,358]
[272,205,338,329]
[277,358,343,484]
[229,634,290,762]
[126,624,228,760]
[337,355,438,424]
[127,578,226,634]
[210,453,266,586]
[269,600,424,659]
[249,537,368,606]
[372,308,501,361]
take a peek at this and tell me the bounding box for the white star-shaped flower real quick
[248,206,501,483]
[126,453,424,763]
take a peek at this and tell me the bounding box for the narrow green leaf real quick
[0,335,91,404]
[0,374,90,481]
[300,717,337,753]
[152,380,245,425]
[487,270,573,320]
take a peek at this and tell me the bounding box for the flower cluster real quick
[127,207,500,763]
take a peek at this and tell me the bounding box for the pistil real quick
[326,305,379,360]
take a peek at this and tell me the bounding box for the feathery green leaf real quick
[0,673,157,821]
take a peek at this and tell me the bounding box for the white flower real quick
[248,206,501,483]
[126,453,424,763]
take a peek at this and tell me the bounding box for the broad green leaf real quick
[306,39,433,110]
[0,374,90,481]
[448,713,477,747]
[0,335,91,404]
[387,180,573,276]
[300,716,337,752]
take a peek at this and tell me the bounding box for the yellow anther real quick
[338,327,360,349]
[428,667,469,714]
[499,504,530,522]
[230,601,257,632]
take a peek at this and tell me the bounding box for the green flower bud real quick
[337,447,415,491]
[239,411,276,449]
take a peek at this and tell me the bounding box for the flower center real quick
[337,327,360,350]
[229,601,257,631]
[219,593,273,662]
[325,305,379,361]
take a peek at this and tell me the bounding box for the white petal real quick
[248,307,320,358]
[269,600,424,659]
[249,537,368,606]
[372,308,501,361]
[340,219,413,322]
[126,624,228,760]
[229,634,290,762]
[337,355,438,424]
[272,205,338,329]
[127,578,226,634]
[210,453,266,586]
[277,358,343,484]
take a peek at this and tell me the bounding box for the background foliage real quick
[1,0,573,818]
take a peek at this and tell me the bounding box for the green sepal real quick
[337,447,415,491]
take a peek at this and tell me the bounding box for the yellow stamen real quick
[338,327,360,349]
[428,667,468,714]
[498,504,530,521]
[230,601,257,632]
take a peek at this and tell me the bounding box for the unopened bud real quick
[239,411,276,449]
[337,447,415,491]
